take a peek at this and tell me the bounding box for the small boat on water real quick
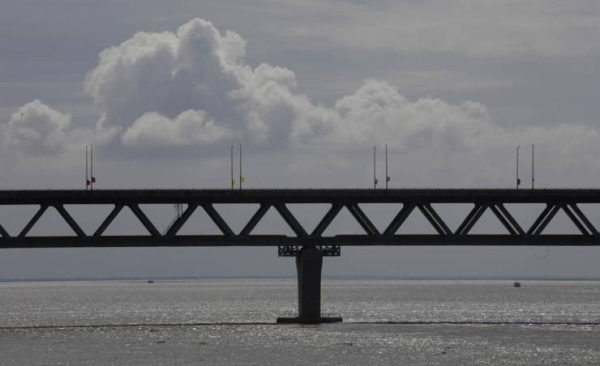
[513,282,521,288]
[147,280,154,284]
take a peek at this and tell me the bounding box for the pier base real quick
[277,246,342,324]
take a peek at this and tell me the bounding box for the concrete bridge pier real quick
[296,246,323,321]
[277,246,342,324]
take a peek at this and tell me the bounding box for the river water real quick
[1,279,599,365]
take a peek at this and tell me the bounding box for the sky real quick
[1,0,600,279]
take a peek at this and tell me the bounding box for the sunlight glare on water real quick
[1,279,599,365]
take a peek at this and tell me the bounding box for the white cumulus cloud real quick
[82,17,514,155]
[84,18,304,148]
[292,79,500,151]
[2,100,72,156]
[122,109,234,146]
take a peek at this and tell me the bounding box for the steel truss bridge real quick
[1,189,600,249]
[2,189,600,323]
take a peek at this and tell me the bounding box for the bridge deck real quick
[1,189,600,204]
[3,235,599,248]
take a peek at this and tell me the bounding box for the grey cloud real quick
[290,1,600,58]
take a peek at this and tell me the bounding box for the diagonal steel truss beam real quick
[239,204,271,236]
[489,205,519,235]
[568,203,598,236]
[561,204,593,236]
[494,204,525,235]
[94,204,124,237]
[0,223,9,238]
[455,204,487,236]
[165,204,198,237]
[418,204,452,236]
[526,204,554,235]
[201,204,235,237]
[54,205,87,238]
[384,204,414,236]
[346,204,380,236]
[311,203,343,237]
[19,205,48,238]
[128,204,161,237]
[529,204,560,235]
[274,204,309,238]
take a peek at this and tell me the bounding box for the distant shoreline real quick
[2,275,600,283]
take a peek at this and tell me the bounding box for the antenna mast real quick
[85,146,89,190]
[90,145,94,191]
[239,145,243,190]
[385,144,389,189]
[230,145,234,190]
[516,145,520,190]
[373,145,378,189]
[531,144,535,189]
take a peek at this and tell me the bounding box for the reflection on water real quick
[1,279,599,326]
